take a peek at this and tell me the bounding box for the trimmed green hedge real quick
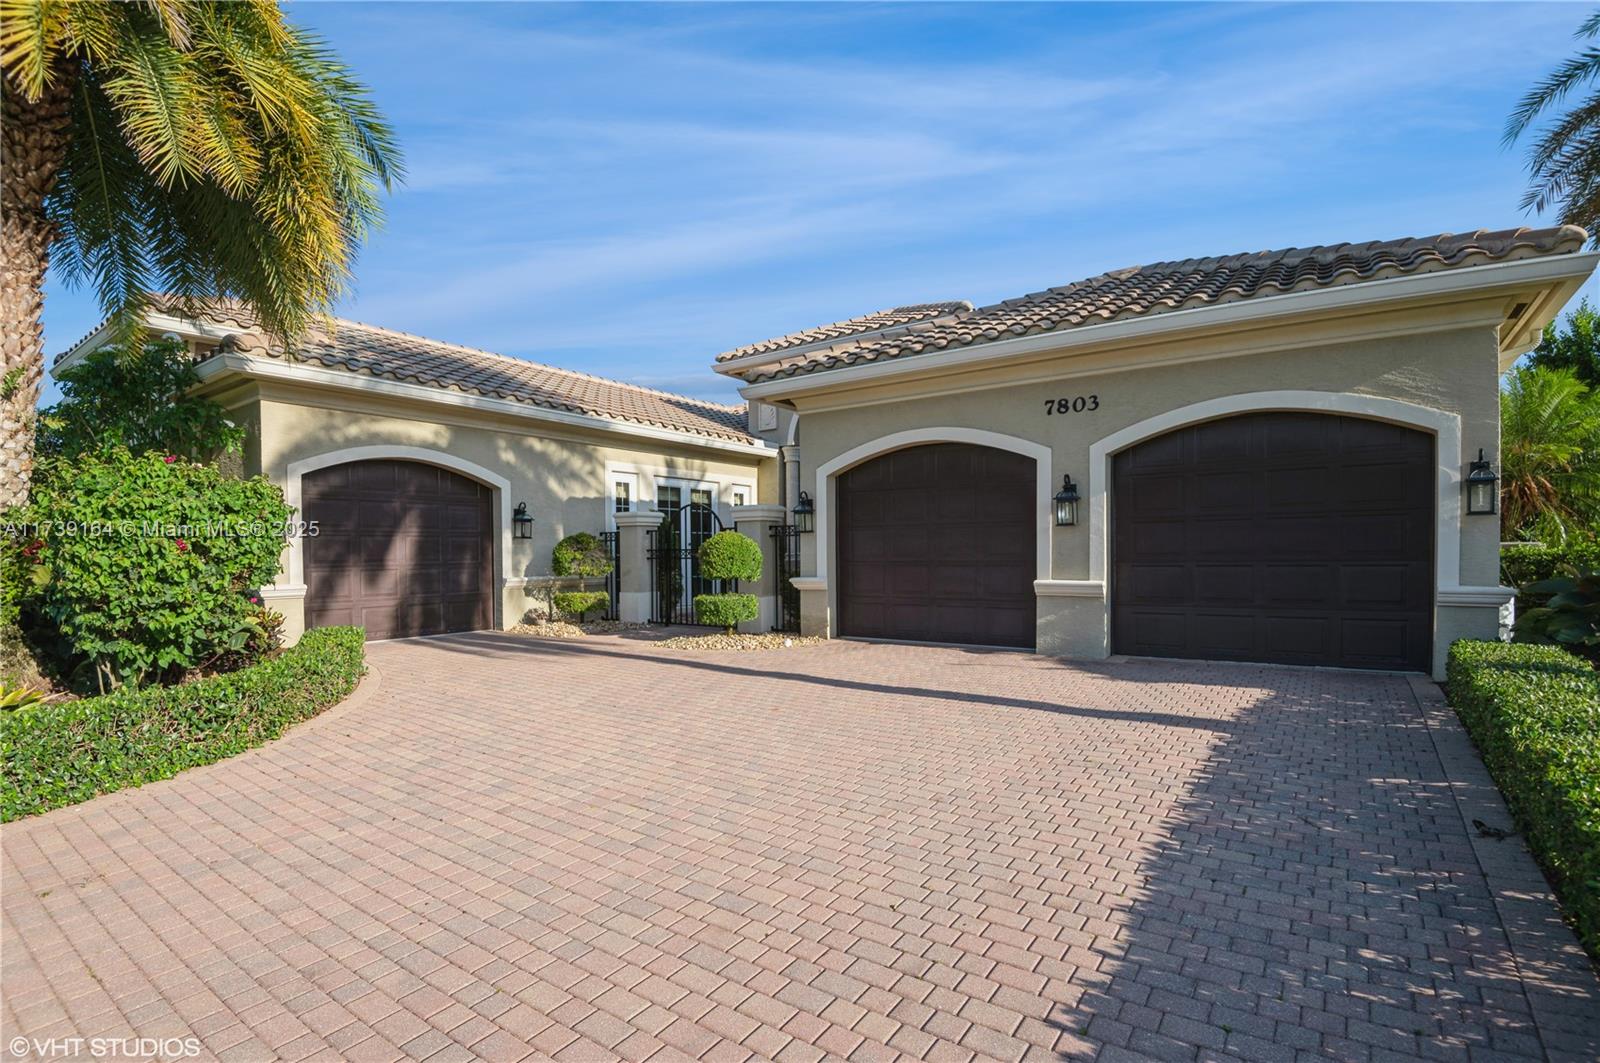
[1447,640,1600,958]
[1,627,365,821]
[694,592,758,632]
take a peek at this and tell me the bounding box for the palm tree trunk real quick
[1,70,74,509]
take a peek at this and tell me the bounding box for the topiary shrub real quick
[698,530,762,582]
[552,590,609,622]
[694,593,759,634]
[551,532,613,577]
[1447,640,1600,958]
[693,532,763,633]
[15,447,291,690]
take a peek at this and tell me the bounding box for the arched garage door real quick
[1111,411,1434,671]
[302,459,494,641]
[837,443,1035,648]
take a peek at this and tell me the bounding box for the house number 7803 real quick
[1043,395,1099,415]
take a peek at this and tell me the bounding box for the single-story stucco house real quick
[53,224,1599,677]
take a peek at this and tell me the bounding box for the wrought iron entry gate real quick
[647,502,733,625]
[770,523,800,633]
[601,530,620,621]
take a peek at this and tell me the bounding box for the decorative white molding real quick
[810,427,1054,634]
[1034,579,1106,598]
[1437,585,1517,607]
[613,509,664,528]
[741,252,1600,401]
[732,504,787,523]
[283,447,516,613]
[256,583,308,600]
[788,577,827,592]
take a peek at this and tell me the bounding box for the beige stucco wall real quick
[788,322,1506,678]
[232,383,774,641]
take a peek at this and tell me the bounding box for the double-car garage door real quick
[833,414,1434,670]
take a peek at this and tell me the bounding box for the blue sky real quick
[39,1,1600,404]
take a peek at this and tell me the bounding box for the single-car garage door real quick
[303,459,494,641]
[837,443,1035,648]
[1112,411,1434,671]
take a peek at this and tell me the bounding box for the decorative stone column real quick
[613,510,660,624]
[733,504,787,634]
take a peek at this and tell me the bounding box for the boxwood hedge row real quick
[1447,640,1600,957]
[1,626,365,822]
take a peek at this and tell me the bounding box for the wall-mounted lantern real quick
[1053,474,1080,527]
[1464,449,1499,516]
[513,502,534,539]
[793,491,815,533]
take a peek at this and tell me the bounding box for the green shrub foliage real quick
[551,532,613,578]
[1514,569,1600,661]
[1,627,364,821]
[694,593,758,633]
[1503,539,1600,611]
[552,590,609,621]
[37,338,245,465]
[1447,640,1600,958]
[16,447,291,689]
[698,530,762,582]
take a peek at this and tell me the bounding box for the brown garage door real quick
[303,459,494,641]
[837,443,1035,648]
[1112,412,1433,671]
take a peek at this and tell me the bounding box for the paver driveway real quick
[3,633,1596,1063]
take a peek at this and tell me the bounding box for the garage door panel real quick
[304,460,493,641]
[1113,412,1432,671]
[1129,519,1190,556]
[1193,471,1258,511]
[1193,565,1255,602]
[1260,564,1335,604]
[838,443,1034,648]
[1128,473,1189,515]
[1192,612,1259,655]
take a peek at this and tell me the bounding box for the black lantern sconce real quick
[512,502,534,539]
[1053,474,1080,527]
[1464,449,1498,516]
[793,491,815,533]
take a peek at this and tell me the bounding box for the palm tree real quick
[0,1,402,506]
[1499,364,1600,542]
[1506,10,1600,243]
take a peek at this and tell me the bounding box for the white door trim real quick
[1086,390,1464,599]
[812,427,1053,633]
[281,445,515,600]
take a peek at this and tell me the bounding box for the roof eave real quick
[197,352,776,457]
[739,251,1600,401]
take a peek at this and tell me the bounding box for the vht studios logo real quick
[8,1037,200,1059]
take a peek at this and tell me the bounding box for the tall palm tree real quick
[1506,10,1600,243]
[1499,364,1600,542]
[0,1,401,506]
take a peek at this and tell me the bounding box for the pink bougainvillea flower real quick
[163,455,178,464]
[175,538,189,552]
[249,596,261,605]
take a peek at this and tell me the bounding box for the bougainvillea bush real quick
[14,448,290,690]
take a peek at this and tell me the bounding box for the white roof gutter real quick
[195,353,776,458]
[739,251,1600,401]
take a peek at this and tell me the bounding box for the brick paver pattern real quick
[2,633,1590,1062]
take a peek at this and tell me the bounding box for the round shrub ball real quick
[698,530,762,582]
[694,593,759,632]
[552,590,609,620]
[552,532,613,577]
